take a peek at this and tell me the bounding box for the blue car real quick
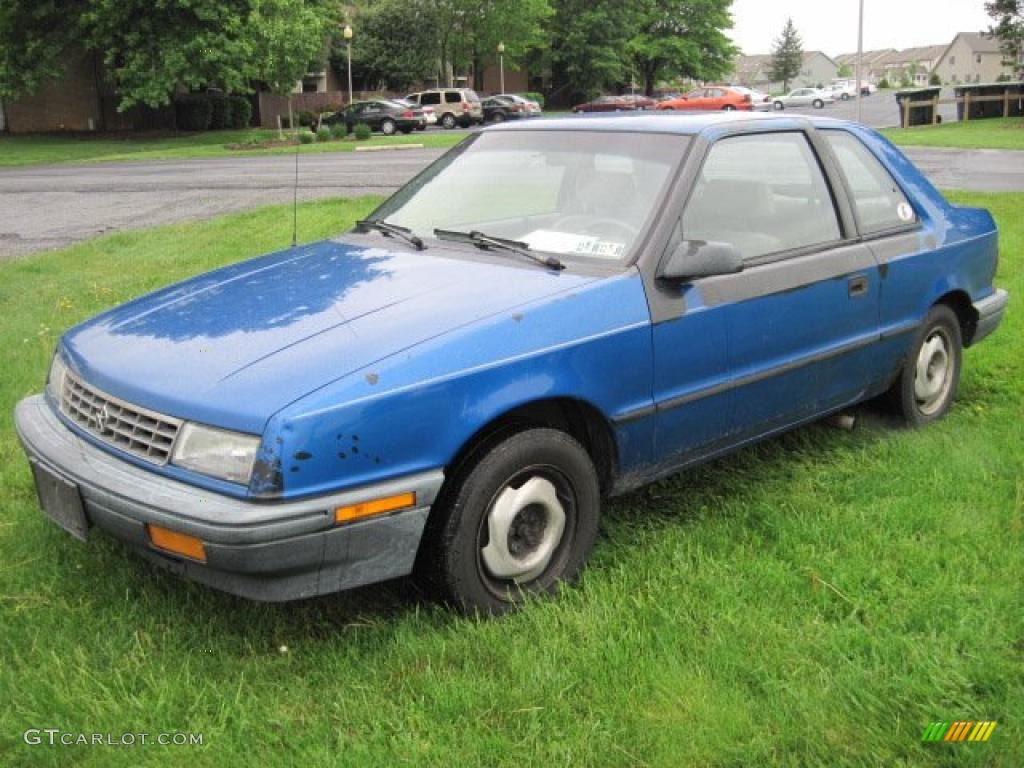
[15,113,1008,614]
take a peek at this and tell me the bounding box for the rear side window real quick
[444,92,461,103]
[824,131,917,234]
[682,132,841,261]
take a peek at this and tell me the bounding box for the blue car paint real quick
[50,113,1002,506]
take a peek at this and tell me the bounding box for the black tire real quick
[774,101,784,111]
[441,113,457,129]
[492,111,506,123]
[813,99,824,109]
[381,118,396,136]
[722,104,736,111]
[888,304,962,427]
[422,428,601,615]
[841,93,850,101]
[400,127,413,134]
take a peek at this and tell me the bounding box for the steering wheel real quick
[549,215,639,243]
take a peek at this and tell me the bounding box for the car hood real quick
[62,236,598,434]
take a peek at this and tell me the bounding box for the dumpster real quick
[895,87,941,126]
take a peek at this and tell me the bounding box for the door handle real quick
[848,275,869,298]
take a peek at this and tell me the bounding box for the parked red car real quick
[656,86,752,112]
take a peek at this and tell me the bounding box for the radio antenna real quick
[291,121,300,247]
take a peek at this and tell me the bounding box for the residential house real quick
[730,51,838,92]
[834,49,898,81]
[876,45,949,86]
[932,32,1014,84]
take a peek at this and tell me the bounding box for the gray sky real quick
[729,0,993,56]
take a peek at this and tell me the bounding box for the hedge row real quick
[174,93,254,131]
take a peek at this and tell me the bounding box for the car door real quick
[652,128,881,459]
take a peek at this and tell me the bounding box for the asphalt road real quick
[1,138,1021,260]
[775,87,960,127]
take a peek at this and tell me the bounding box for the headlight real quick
[47,353,68,403]
[171,423,261,485]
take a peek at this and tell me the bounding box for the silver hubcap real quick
[914,329,952,415]
[480,476,566,583]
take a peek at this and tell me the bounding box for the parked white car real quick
[730,85,773,111]
[772,88,834,110]
[826,81,858,100]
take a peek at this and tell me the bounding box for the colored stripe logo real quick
[921,721,997,742]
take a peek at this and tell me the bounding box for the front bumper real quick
[972,288,1008,345]
[14,395,444,601]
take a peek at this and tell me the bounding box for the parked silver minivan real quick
[405,88,484,129]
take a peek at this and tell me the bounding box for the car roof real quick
[487,112,854,137]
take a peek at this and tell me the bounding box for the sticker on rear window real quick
[897,202,914,222]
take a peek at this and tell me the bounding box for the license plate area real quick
[30,461,90,541]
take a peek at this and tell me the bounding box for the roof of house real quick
[879,45,950,65]
[835,49,898,67]
[951,31,1003,54]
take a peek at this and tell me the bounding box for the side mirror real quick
[657,240,744,283]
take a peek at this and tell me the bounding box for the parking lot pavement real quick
[0,150,444,259]
[772,88,959,128]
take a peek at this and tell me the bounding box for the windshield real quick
[369,130,689,264]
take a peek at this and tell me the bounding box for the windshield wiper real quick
[433,229,565,271]
[356,219,426,250]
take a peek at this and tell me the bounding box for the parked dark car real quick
[482,96,528,123]
[494,93,543,116]
[16,113,1007,615]
[324,100,426,135]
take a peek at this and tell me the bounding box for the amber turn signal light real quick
[147,524,207,563]
[335,492,416,524]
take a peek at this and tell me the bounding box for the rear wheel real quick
[722,104,736,111]
[423,428,601,615]
[441,113,457,129]
[774,101,784,110]
[380,118,396,136]
[841,93,850,101]
[492,111,506,123]
[813,99,824,109]
[888,305,962,426]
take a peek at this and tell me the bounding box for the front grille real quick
[59,369,182,465]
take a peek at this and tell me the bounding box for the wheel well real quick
[443,399,619,497]
[935,290,979,345]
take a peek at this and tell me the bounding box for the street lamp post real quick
[497,42,505,94]
[343,24,354,106]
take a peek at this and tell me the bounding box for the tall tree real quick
[548,0,641,102]
[985,0,1024,78]
[768,17,803,92]
[628,0,737,96]
[0,0,337,110]
[336,0,439,91]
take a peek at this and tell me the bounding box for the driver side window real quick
[681,132,841,261]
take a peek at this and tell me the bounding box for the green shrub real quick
[174,94,213,131]
[298,110,315,127]
[929,73,942,86]
[228,95,252,128]
[878,77,891,89]
[208,93,233,129]
[329,122,348,139]
[519,91,545,108]
[297,130,316,144]
[354,122,372,140]
[316,125,332,142]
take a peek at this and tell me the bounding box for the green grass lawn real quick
[882,117,1024,150]
[0,192,1021,766]
[0,129,466,168]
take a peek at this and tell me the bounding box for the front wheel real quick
[492,111,506,123]
[813,99,824,109]
[841,93,850,101]
[722,104,736,111]
[423,428,601,615]
[888,305,962,426]
[774,101,784,111]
